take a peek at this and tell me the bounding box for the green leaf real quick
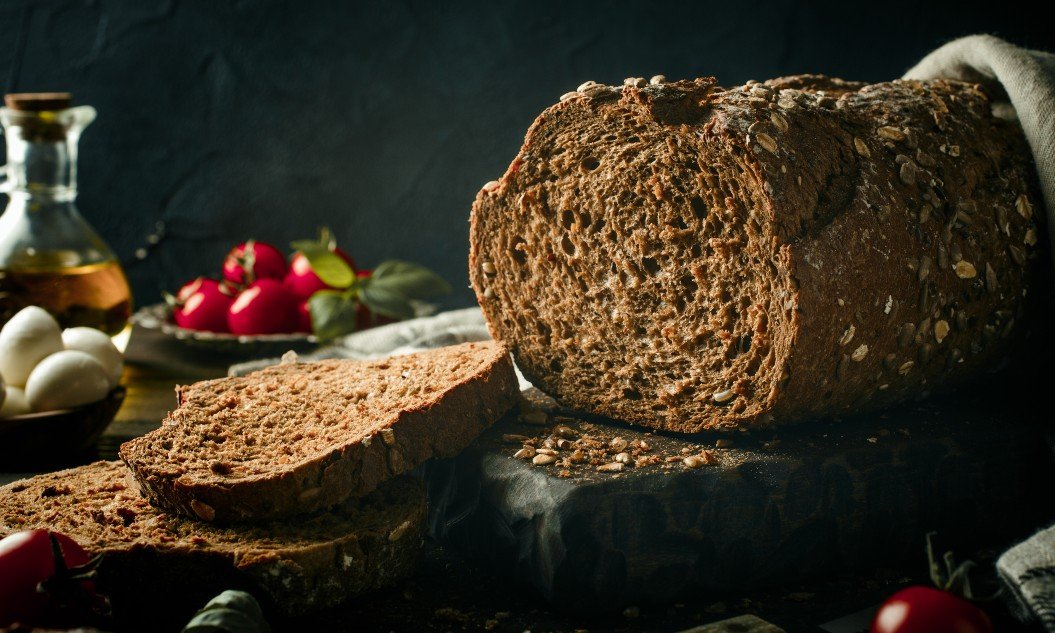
[368,260,452,299]
[359,282,417,320]
[308,290,360,341]
[181,590,270,633]
[290,227,337,254]
[302,248,355,288]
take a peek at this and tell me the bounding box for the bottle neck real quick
[2,130,80,201]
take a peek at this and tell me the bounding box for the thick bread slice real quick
[0,461,425,621]
[120,341,517,522]
[470,75,1042,433]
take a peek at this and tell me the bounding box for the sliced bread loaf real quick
[0,461,425,622]
[469,75,1041,432]
[120,341,517,522]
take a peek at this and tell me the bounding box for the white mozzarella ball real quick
[0,307,64,387]
[62,327,124,388]
[25,350,111,412]
[0,386,30,418]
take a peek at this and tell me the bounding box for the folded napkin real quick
[904,34,1055,248]
[998,525,1055,631]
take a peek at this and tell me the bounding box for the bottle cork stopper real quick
[4,92,73,111]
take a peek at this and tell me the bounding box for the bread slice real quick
[0,461,425,622]
[120,341,517,522]
[469,75,1041,433]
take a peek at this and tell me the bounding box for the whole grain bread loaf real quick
[121,341,517,522]
[470,76,1042,432]
[0,461,425,622]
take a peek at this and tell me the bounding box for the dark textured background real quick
[1,0,1051,309]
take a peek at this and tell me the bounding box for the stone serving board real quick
[423,388,1054,613]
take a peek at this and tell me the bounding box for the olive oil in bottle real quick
[0,93,133,348]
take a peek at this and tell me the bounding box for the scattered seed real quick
[649,74,666,85]
[985,263,998,293]
[537,448,558,456]
[954,261,977,279]
[712,389,737,403]
[777,96,796,110]
[997,206,1010,236]
[877,126,906,142]
[569,449,586,463]
[482,180,500,192]
[950,241,962,263]
[582,85,608,98]
[919,204,932,224]
[1016,194,1033,219]
[614,452,631,464]
[851,344,869,362]
[918,256,931,281]
[716,439,734,448]
[514,447,536,460]
[502,433,530,444]
[898,360,915,375]
[532,454,557,466]
[898,323,916,348]
[559,91,580,102]
[682,455,704,469]
[556,438,574,450]
[839,325,856,346]
[770,112,789,133]
[597,462,625,473]
[939,143,960,156]
[934,320,950,344]
[899,161,919,185]
[576,80,598,92]
[1025,228,1038,246]
[1009,244,1026,266]
[554,425,577,439]
[937,243,948,270]
[754,132,778,154]
[481,261,497,275]
[609,437,628,452]
[853,137,871,157]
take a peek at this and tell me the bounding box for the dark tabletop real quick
[0,326,1044,632]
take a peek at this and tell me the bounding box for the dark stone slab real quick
[424,389,1055,613]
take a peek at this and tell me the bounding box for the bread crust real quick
[120,342,518,522]
[0,462,425,619]
[470,76,1041,432]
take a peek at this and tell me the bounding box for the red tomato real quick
[871,586,992,633]
[173,277,234,333]
[0,530,93,626]
[227,279,298,335]
[222,241,287,286]
[285,248,357,302]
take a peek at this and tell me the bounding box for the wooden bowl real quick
[0,387,126,464]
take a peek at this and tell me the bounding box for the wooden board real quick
[424,388,1054,613]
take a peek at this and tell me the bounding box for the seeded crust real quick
[470,76,1041,432]
[120,342,518,522]
[0,461,425,619]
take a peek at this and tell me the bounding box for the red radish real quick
[172,278,233,333]
[295,301,313,333]
[223,241,287,286]
[285,248,356,302]
[227,279,298,335]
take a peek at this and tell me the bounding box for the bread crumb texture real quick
[470,75,1040,432]
[121,341,518,521]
